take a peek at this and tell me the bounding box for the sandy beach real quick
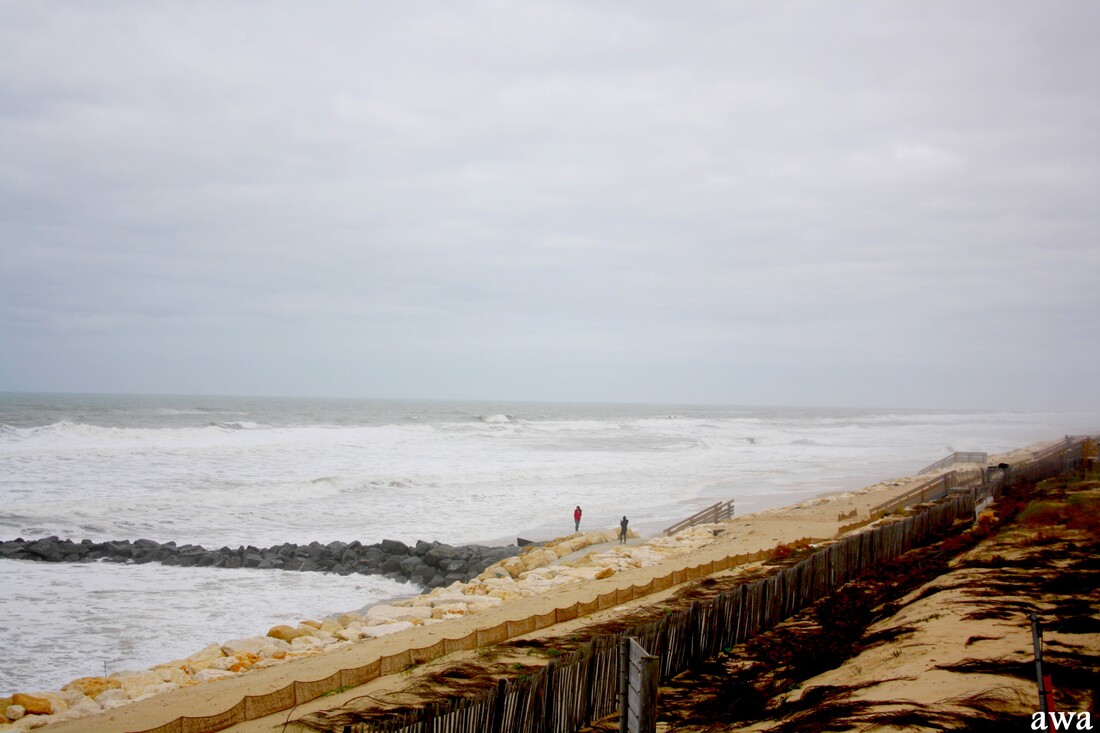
[0,439,1077,733]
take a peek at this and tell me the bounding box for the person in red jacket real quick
[574,506,582,532]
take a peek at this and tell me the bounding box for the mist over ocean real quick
[2,392,1097,695]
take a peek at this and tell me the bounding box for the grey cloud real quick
[1,1,1098,408]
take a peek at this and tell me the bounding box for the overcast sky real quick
[1,2,1098,410]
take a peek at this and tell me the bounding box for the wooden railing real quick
[872,436,1094,519]
[917,451,989,475]
[868,470,969,518]
[1031,436,1082,465]
[663,500,735,536]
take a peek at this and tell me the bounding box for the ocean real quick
[1,392,1096,696]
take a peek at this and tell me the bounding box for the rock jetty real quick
[0,525,728,731]
[0,536,521,588]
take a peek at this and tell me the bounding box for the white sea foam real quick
[0,559,410,695]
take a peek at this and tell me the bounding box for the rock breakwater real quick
[0,524,726,731]
[0,536,521,589]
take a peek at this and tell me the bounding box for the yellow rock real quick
[185,642,226,672]
[430,602,468,619]
[11,693,52,716]
[37,692,74,715]
[594,566,615,579]
[152,664,191,686]
[477,564,510,580]
[520,548,559,572]
[299,619,322,629]
[228,653,260,673]
[115,670,164,697]
[556,538,584,555]
[491,588,524,602]
[500,556,525,578]
[267,624,312,642]
[557,566,599,581]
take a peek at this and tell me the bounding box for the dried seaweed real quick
[965,634,1002,646]
[763,686,1029,733]
[861,623,917,648]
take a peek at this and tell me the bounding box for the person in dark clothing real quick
[619,516,629,544]
[574,506,582,532]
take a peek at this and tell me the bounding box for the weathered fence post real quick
[581,638,598,726]
[489,677,506,733]
[542,662,556,733]
[1030,613,1056,720]
[619,637,659,733]
[619,636,630,733]
[423,702,435,733]
[639,652,659,733]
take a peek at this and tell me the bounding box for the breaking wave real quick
[478,414,515,424]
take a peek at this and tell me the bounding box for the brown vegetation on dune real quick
[651,516,997,730]
[648,470,1099,732]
